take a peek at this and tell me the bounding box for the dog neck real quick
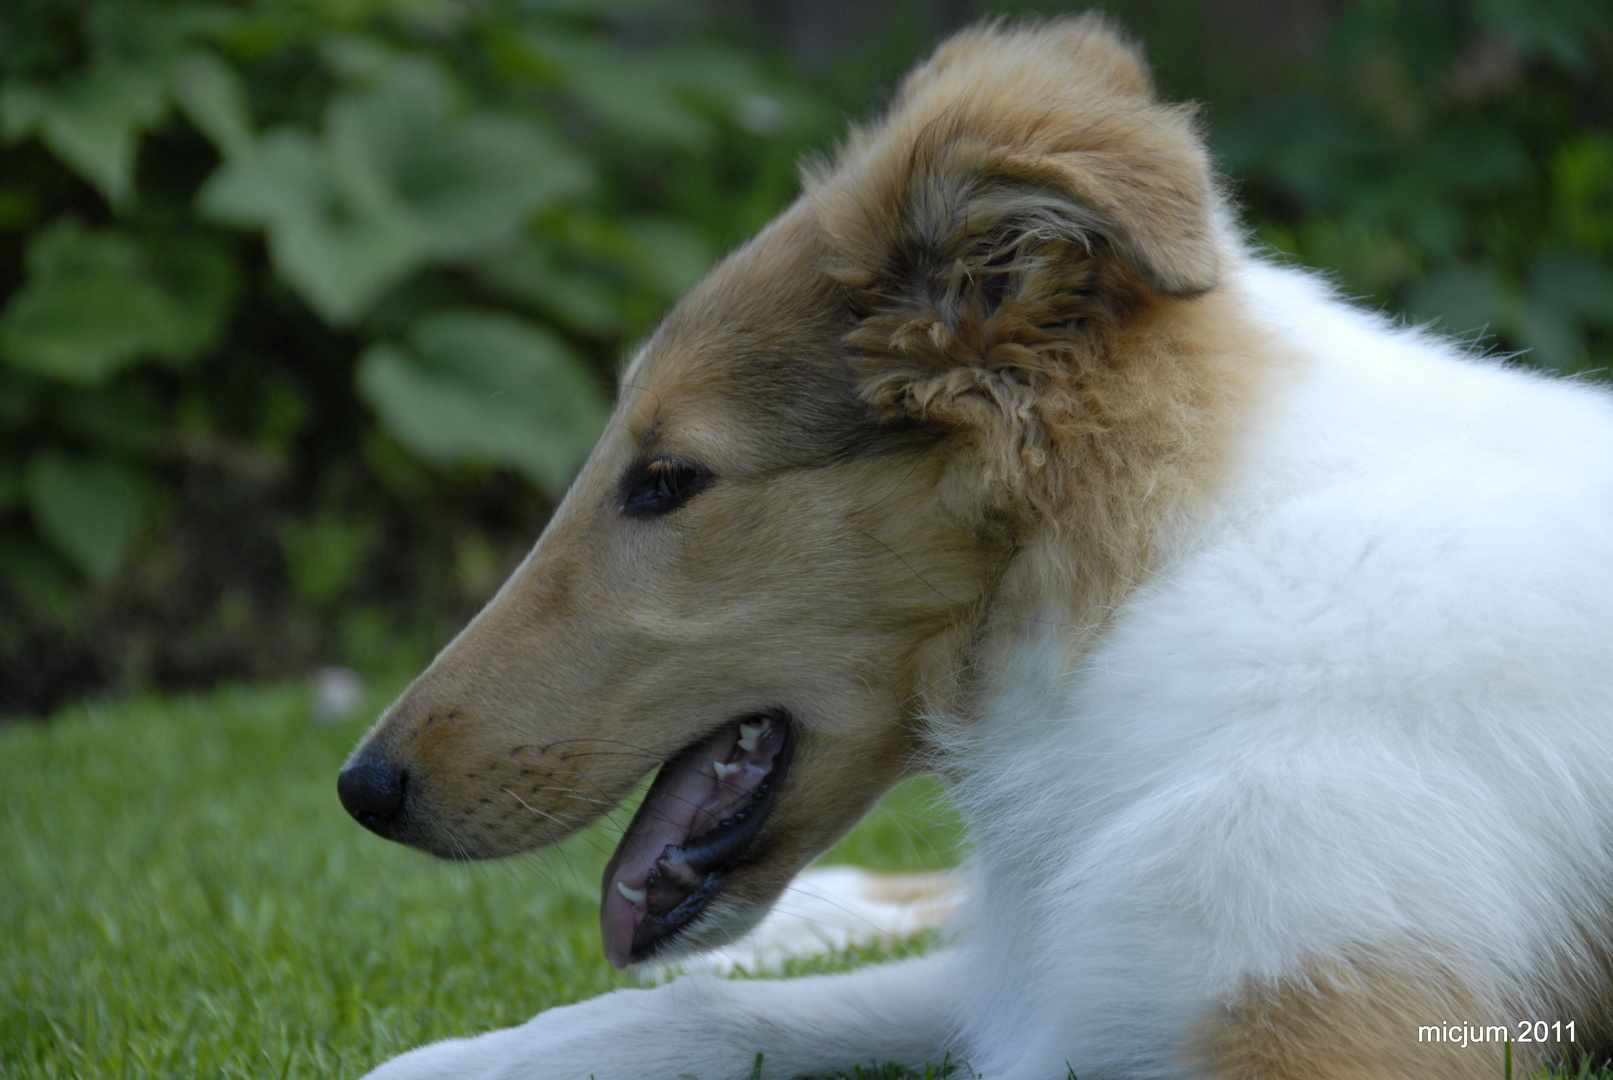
[910,263,1283,755]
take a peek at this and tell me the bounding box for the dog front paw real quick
[358,1024,529,1080]
[358,980,765,1080]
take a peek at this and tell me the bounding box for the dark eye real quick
[619,459,711,518]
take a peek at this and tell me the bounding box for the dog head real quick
[339,15,1225,969]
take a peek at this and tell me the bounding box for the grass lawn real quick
[0,682,964,1079]
[1,682,1606,1080]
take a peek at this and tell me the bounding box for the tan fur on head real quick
[345,14,1270,965]
[807,15,1259,675]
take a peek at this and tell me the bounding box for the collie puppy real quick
[338,15,1613,1079]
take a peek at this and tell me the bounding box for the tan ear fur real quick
[812,14,1219,306]
[805,15,1229,526]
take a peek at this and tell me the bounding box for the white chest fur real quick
[948,260,1613,1077]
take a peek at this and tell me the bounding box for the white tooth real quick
[737,719,770,752]
[616,882,647,904]
[713,760,740,780]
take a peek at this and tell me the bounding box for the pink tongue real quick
[600,723,775,969]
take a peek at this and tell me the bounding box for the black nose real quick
[337,753,407,838]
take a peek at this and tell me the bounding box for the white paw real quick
[640,866,963,980]
[359,979,766,1080]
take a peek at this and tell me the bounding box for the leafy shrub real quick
[2,0,1609,718]
[0,0,833,716]
[1199,0,1613,372]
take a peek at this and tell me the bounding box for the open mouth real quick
[599,709,792,969]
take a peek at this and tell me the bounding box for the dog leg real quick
[649,866,965,978]
[1192,952,1549,1080]
[360,950,961,1080]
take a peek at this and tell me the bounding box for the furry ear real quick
[864,126,1219,328]
[811,15,1219,331]
[807,16,1225,501]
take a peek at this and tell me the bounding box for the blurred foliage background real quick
[0,0,1608,719]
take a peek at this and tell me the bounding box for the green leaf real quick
[1475,0,1599,71]
[519,0,663,13]
[327,60,591,258]
[1551,135,1613,252]
[548,42,714,149]
[319,35,404,83]
[0,62,169,207]
[54,380,170,457]
[546,212,717,305]
[86,0,237,68]
[199,59,589,324]
[1511,300,1581,370]
[25,450,152,581]
[0,459,21,514]
[525,33,770,150]
[1531,255,1613,325]
[1408,263,1513,344]
[278,513,379,607]
[0,370,42,430]
[171,51,254,158]
[1512,254,1613,371]
[199,126,423,325]
[0,532,79,627]
[476,241,622,336]
[0,219,238,384]
[0,0,236,205]
[357,309,609,498]
[1422,124,1530,195]
[619,216,715,298]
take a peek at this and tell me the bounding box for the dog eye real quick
[619,459,711,518]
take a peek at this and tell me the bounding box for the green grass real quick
[0,683,965,1079]
[2,683,1609,1080]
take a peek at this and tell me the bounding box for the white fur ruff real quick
[942,256,1613,1077]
